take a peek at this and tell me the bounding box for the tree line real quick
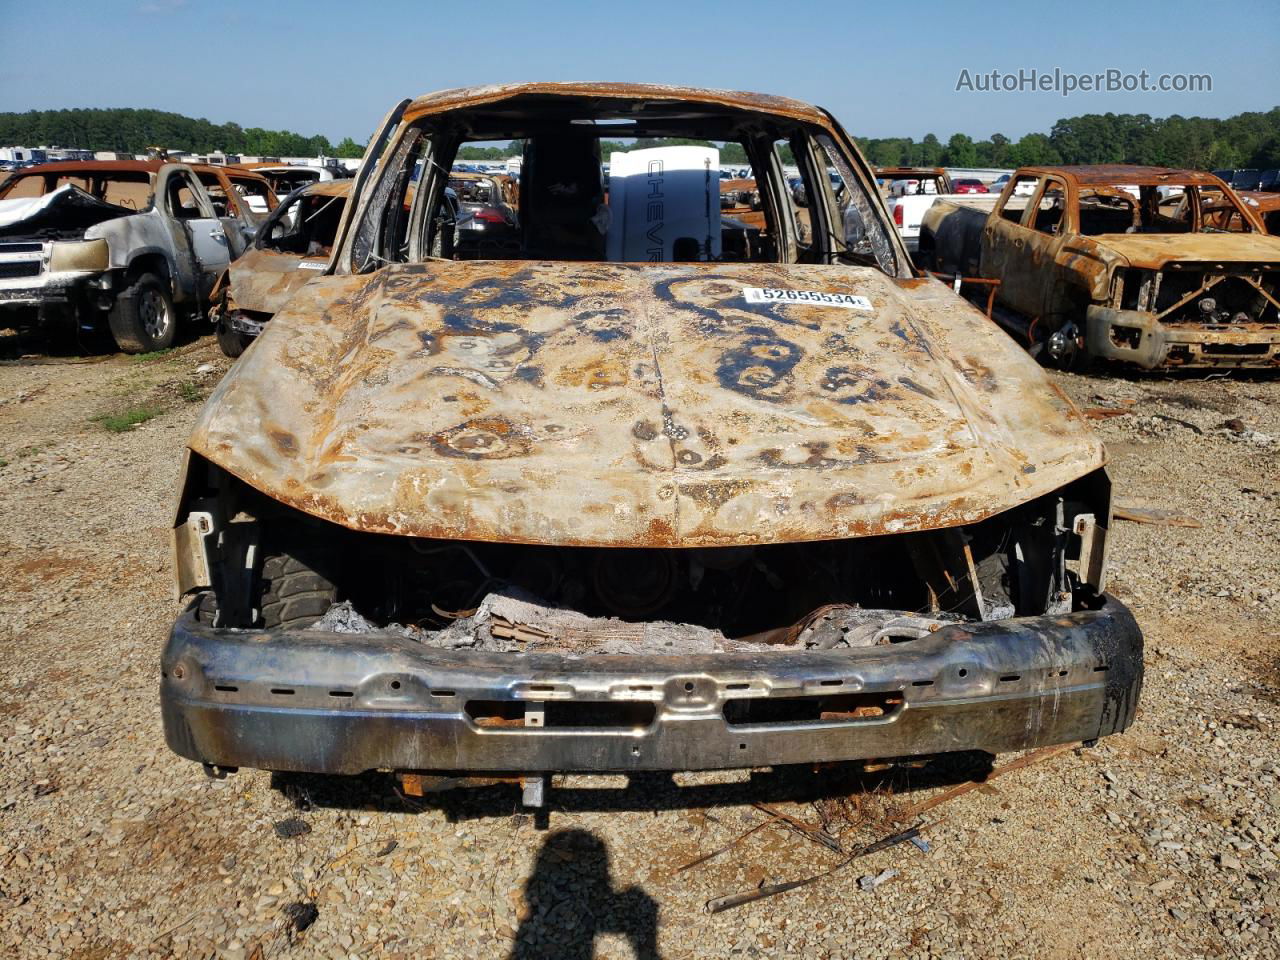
[855,107,1280,170]
[0,107,366,158]
[3,106,1278,171]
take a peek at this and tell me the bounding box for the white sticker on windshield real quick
[743,287,873,310]
[299,261,326,270]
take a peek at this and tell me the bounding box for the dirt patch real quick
[0,338,1276,960]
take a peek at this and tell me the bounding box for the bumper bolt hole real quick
[683,681,695,693]
[390,680,401,690]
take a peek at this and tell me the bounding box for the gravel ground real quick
[0,336,1277,960]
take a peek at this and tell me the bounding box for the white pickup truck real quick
[0,159,275,352]
[877,167,955,254]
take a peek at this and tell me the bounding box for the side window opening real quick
[1031,179,1066,235]
[229,177,275,221]
[1001,176,1038,224]
[1189,186,1245,233]
[100,177,151,211]
[195,173,232,218]
[167,173,204,220]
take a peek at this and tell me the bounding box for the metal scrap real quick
[311,592,956,655]
[894,741,1079,822]
[705,824,922,913]
[858,867,899,891]
[752,802,841,853]
[1112,506,1202,528]
[675,814,781,874]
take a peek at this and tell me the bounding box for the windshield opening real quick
[345,96,905,277]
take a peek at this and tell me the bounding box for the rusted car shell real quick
[188,260,1104,548]
[225,180,350,317]
[921,165,1280,368]
[0,158,276,224]
[1227,191,1280,233]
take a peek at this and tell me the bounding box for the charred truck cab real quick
[162,84,1142,804]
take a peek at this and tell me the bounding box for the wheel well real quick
[125,254,171,291]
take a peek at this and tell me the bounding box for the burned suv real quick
[163,84,1141,804]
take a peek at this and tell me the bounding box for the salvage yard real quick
[0,336,1276,959]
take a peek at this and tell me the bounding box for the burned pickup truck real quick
[0,160,276,352]
[919,165,1280,369]
[163,84,1141,804]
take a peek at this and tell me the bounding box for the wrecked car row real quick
[919,165,1280,370]
[0,159,277,352]
[161,83,1143,806]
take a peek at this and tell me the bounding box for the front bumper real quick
[1086,305,1280,369]
[161,597,1142,776]
[223,310,266,337]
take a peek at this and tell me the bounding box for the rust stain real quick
[189,257,1105,547]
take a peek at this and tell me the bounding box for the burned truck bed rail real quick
[162,596,1141,777]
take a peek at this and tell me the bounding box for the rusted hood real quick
[1090,232,1280,267]
[228,246,327,316]
[189,262,1104,547]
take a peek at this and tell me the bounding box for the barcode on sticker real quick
[743,287,872,309]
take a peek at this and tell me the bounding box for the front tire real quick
[258,551,338,630]
[109,272,177,353]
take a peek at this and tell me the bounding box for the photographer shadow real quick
[510,828,659,960]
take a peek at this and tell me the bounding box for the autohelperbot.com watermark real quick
[955,67,1212,97]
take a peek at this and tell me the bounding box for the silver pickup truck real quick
[0,160,276,352]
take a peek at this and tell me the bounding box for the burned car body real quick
[211,179,350,357]
[0,160,276,352]
[920,166,1280,369]
[163,84,1141,800]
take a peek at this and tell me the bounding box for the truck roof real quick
[1,158,273,183]
[403,82,828,125]
[1016,164,1230,187]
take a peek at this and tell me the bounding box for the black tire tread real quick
[258,550,337,630]
[108,271,177,354]
[216,319,252,358]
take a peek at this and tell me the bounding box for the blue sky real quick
[1,0,1277,144]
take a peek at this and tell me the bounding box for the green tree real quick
[333,136,365,159]
[915,134,942,167]
[942,133,978,166]
[1007,133,1061,166]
